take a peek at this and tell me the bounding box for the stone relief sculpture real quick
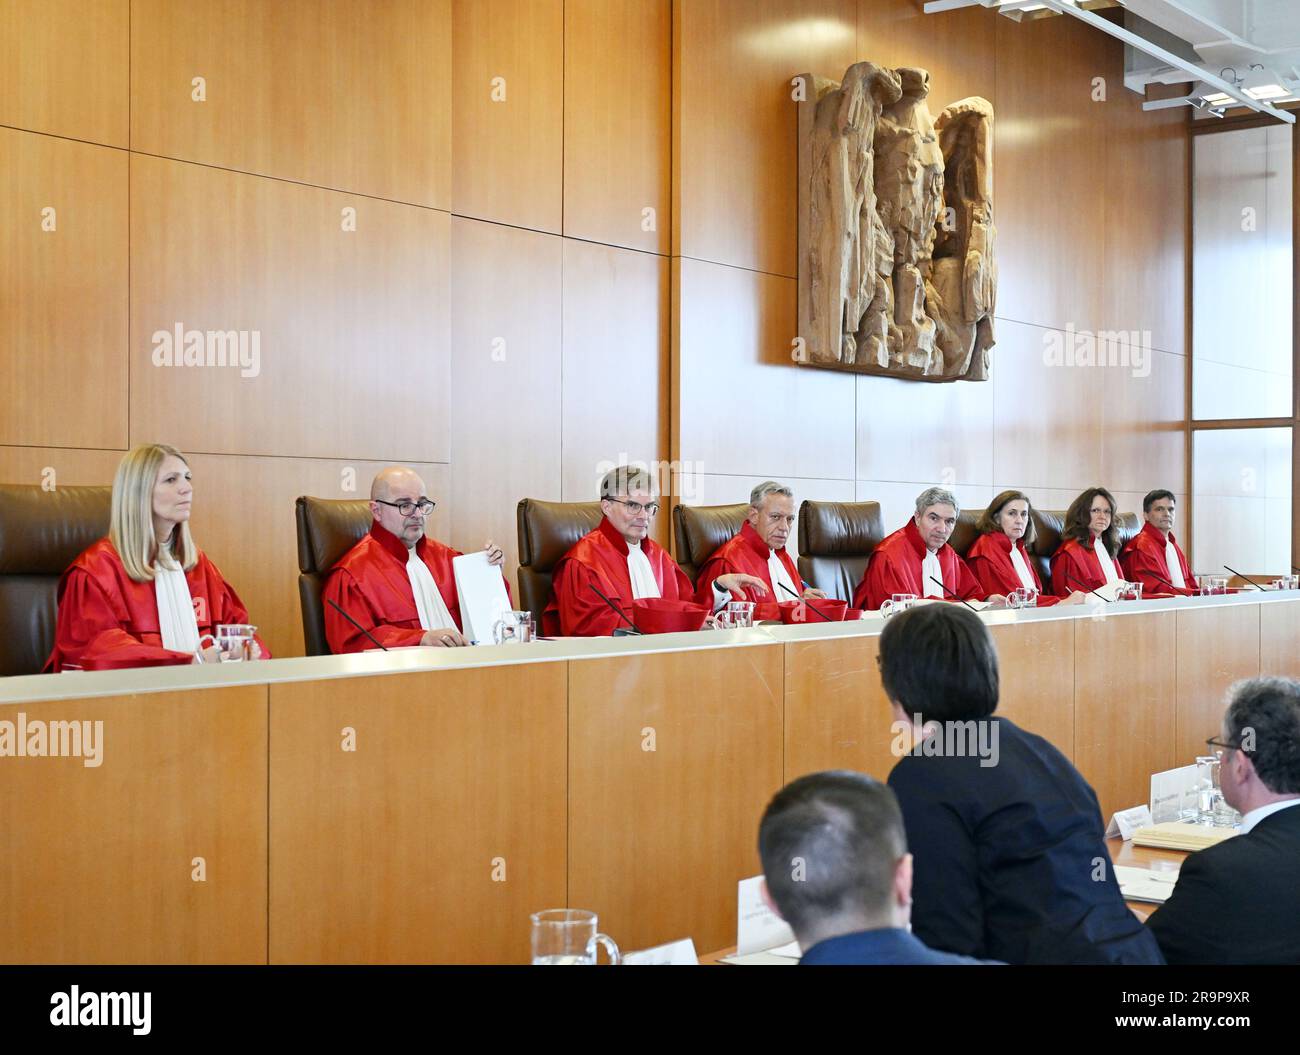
[797,64,996,381]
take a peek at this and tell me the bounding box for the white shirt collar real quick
[1094,536,1121,584]
[1008,544,1036,592]
[626,541,660,599]
[768,549,799,601]
[1164,536,1186,588]
[407,546,456,632]
[1239,798,1300,834]
[922,549,944,598]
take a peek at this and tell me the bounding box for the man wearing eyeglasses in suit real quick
[323,466,506,652]
[1146,677,1300,964]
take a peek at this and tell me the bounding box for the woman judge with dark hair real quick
[965,491,1084,607]
[1049,486,1124,597]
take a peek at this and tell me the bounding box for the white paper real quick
[622,938,699,965]
[452,551,513,644]
[736,875,795,956]
[1114,864,1180,904]
[1150,764,1200,824]
[1106,804,1153,840]
[718,950,800,966]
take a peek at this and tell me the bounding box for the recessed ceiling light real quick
[1246,84,1288,100]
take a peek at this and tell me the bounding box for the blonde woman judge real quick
[44,444,269,671]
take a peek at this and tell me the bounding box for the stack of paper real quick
[1130,821,1238,852]
[1113,864,1180,904]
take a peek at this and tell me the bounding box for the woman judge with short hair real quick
[44,444,269,671]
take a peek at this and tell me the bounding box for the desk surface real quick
[699,837,1187,963]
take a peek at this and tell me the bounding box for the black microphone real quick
[326,598,389,651]
[588,583,642,635]
[1067,573,1111,603]
[927,575,980,612]
[1147,572,1187,596]
[777,581,833,621]
[1223,565,1265,592]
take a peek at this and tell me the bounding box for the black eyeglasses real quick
[375,498,436,517]
[1205,736,1241,753]
[605,497,660,517]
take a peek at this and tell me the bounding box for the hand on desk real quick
[421,627,469,647]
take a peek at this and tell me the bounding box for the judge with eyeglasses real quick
[322,466,507,652]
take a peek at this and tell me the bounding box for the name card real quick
[737,875,795,956]
[622,938,699,965]
[1150,764,1200,824]
[1106,804,1153,841]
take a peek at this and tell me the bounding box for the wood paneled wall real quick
[3,0,1186,658]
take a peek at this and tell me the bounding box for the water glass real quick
[215,623,257,662]
[530,909,620,965]
[879,593,917,618]
[723,600,755,628]
[1006,587,1038,609]
[1115,582,1143,602]
[492,610,534,644]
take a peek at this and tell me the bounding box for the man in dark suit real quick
[1147,677,1300,964]
[758,770,998,964]
[881,604,1164,965]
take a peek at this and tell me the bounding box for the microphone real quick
[1223,565,1266,592]
[326,598,389,651]
[587,583,642,635]
[927,575,979,613]
[777,581,833,621]
[1067,573,1111,603]
[1147,572,1186,596]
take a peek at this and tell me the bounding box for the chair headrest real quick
[948,509,982,557]
[798,500,885,557]
[296,497,374,573]
[517,499,604,570]
[674,503,750,566]
[0,484,112,574]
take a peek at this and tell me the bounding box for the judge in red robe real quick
[1049,486,1126,596]
[544,466,764,637]
[1120,490,1195,596]
[693,481,827,613]
[323,466,507,653]
[45,444,269,671]
[853,487,991,611]
[965,490,1085,608]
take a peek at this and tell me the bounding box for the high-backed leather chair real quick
[1028,508,1139,590]
[672,503,749,585]
[295,497,373,656]
[516,499,603,627]
[0,484,111,676]
[947,509,983,559]
[796,500,886,603]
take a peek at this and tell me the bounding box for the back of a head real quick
[878,603,999,722]
[758,771,905,939]
[1225,677,1300,795]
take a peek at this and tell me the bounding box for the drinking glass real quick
[880,593,918,618]
[492,611,534,644]
[1116,582,1143,601]
[1006,587,1038,609]
[724,601,755,629]
[215,624,257,662]
[530,909,620,965]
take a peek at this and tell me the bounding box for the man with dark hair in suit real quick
[1147,677,1300,964]
[881,604,1164,964]
[758,771,996,964]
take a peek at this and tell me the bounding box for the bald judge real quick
[323,467,506,652]
[694,481,827,611]
[543,466,765,637]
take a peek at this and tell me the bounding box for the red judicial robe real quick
[853,519,984,611]
[693,520,800,610]
[544,516,694,637]
[324,523,470,653]
[965,531,1060,607]
[1120,522,1195,596]
[44,538,268,672]
[1049,537,1116,596]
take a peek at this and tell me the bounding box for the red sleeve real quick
[1121,545,1195,596]
[323,569,426,654]
[1049,548,1076,598]
[552,560,624,637]
[692,554,737,608]
[955,556,985,601]
[46,568,193,672]
[855,551,899,611]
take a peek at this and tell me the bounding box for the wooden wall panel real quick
[452,0,563,232]
[1260,599,1300,678]
[269,666,567,963]
[561,240,669,512]
[564,0,670,253]
[784,635,895,782]
[183,453,450,660]
[568,644,784,954]
[1175,604,1259,765]
[989,619,1075,759]
[131,0,450,207]
[673,0,857,274]
[0,445,126,487]
[0,0,128,146]
[130,155,450,463]
[1102,348,1186,496]
[450,218,562,590]
[675,258,856,479]
[0,129,128,449]
[0,686,266,963]
[1075,611,1177,821]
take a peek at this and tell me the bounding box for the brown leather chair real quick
[0,484,111,676]
[516,499,603,627]
[796,500,886,603]
[947,509,983,559]
[672,503,749,585]
[1028,508,1139,591]
[295,497,374,656]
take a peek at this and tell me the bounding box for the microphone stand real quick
[588,583,642,635]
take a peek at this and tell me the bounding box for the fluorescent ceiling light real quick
[1245,84,1289,100]
[1202,92,1234,106]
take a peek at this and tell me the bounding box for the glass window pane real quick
[1192,125,1292,420]
[1193,427,1292,578]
